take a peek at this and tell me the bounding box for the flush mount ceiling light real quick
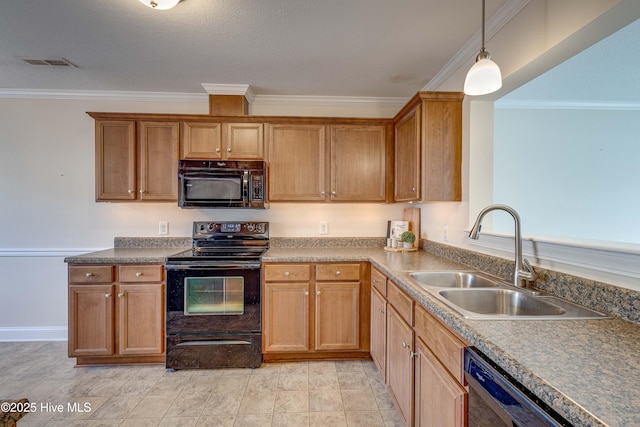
[464,0,502,96]
[138,0,180,10]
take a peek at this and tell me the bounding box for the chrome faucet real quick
[469,204,537,288]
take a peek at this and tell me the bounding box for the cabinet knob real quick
[105,293,111,298]
[331,191,336,195]
[335,271,341,276]
[118,293,124,298]
[136,272,143,277]
[128,189,133,194]
[410,351,418,358]
[320,191,326,196]
[284,271,290,277]
[412,187,417,192]
[85,272,94,278]
[304,291,309,296]
[215,147,221,153]
[227,147,232,152]
[402,341,408,348]
[139,189,144,195]
[316,291,321,296]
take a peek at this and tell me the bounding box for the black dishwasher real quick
[464,348,574,427]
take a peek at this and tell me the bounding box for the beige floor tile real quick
[272,412,310,426]
[345,410,385,427]
[307,361,336,374]
[278,373,308,391]
[232,413,272,426]
[308,372,339,390]
[308,389,343,412]
[337,371,371,390]
[120,418,161,427]
[334,360,364,373]
[341,389,378,411]
[274,390,309,413]
[158,416,199,426]
[279,362,309,375]
[129,395,175,418]
[237,390,276,414]
[165,391,210,418]
[201,392,242,416]
[372,386,396,411]
[88,395,141,419]
[245,374,279,393]
[308,411,347,427]
[381,409,405,426]
[195,415,236,426]
[214,375,250,394]
[147,376,190,396]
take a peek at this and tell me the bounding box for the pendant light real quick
[138,0,180,10]
[464,0,502,96]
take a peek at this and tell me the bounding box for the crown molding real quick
[495,99,640,110]
[0,88,206,102]
[423,0,531,91]
[201,83,255,103]
[252,94,408,108]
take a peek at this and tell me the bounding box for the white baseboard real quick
[0,326,68,342]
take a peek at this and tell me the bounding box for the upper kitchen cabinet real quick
[181,121,264,160]
[394,92,463,202]
[267,121,391,202]
[93,117,179,202]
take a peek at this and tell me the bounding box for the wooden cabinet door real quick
[370,287,387,379]
[315,282,360,351]
[68,284,114,357]
[386,305,414,426]
[181,121,223,159]
[95,120,136,201]
[330,125,387,202]
[226,123,264,159]
[138,121,179,201]
[422,98,463,201]
[267,124,327,201]
[117,283,164,355]
[394,104,421,202]
[414,338,467,427]
[263,282,311,352]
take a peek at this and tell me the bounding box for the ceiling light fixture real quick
[464,0,502,96]
[138,0,180,10]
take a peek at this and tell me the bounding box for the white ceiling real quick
[0,0,508,98]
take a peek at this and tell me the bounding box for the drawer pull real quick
[135,272,143,277]
[284,271,290,277]
[118,293,124,298]
[85,273,94,278]
[335,271,341,276]
[105,293,111,298]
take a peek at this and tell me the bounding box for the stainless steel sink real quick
[404,270,611,320]
[438,289,565,316]
[409,271,499,288]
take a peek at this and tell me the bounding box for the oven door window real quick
[185,276,244,315]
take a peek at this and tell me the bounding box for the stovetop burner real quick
[166,221,269,264]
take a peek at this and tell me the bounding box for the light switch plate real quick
[159,221,169,235]
[319,221,329,235]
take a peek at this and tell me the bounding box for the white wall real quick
[0,95,407,340]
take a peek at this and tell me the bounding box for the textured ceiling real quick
[0,0,507,98]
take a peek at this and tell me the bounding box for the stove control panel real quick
[193,221,268,238]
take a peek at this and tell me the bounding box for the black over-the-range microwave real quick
[178,160,267,209]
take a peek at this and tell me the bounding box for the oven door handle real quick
[165,263,262,271]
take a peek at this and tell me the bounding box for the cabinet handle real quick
[402,342,408,348]
[335,271,341,276]
[128,189,133,194]
[316,291,321,296]
[135,272,143,277]
[304,291,309,296]
[284,271,290,277]
[215,147,221,153]
[118,293,124,298]
[85,272,94,278]
[412,187,417,192]
[320,191,326,196]
[105,293,111,298]
[331,191,336,195]
[410,351,418,358]
[227,147,232,152]
[139,189,144,195]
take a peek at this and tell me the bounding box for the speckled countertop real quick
[264,247,640,427]
[65,241,640,426]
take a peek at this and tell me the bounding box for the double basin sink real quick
[406,271,610,320]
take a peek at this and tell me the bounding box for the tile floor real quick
[0,341,402,426]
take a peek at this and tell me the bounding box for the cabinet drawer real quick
[69,266,114,283]
[264,264,311,282]
[371,267,387,296]
[414,304,467,384]
[387,280,413,325]
[119,265,163,282]
[316,264,360,281]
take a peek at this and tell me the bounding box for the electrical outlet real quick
[159,221,169,235]
[319,221,329,235]
[443,225,449,242]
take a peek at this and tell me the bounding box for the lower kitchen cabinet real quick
[414,338,467,427]
[370,269,468,427]
[262,262,370,360]
[68,264,165,365]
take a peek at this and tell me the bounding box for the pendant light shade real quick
[138,0,180,10]
[464,0,502,96]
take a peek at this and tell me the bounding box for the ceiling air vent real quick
[22,57,77,67]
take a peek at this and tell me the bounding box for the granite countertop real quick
[265,247,640,427]
[65,243,640,426]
